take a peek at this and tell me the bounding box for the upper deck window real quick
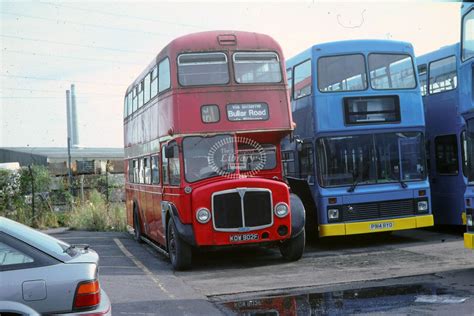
[418,64,428,96]
[132,88,137,112]
[462,8,474,61]
[126,92,132,116]
[429,56,457,94]
[138,81,144,108]
[368,54,416,90]
[144,73,151,104]
[293,60,312,99]
[124,95,128,118]
[159,58,171,92]
[318,54,367,92]
[150,66,158,97]
[178,52,229,86]
[233,52,282,84]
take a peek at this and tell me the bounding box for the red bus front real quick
[123,31,305,270]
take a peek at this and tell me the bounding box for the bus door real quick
[431,134,465,224]
[150,154,164,244]
[287,140,318,234]
[159,142,181,242]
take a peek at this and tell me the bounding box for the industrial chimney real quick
[70,84,80,147]
[66,89,72,141]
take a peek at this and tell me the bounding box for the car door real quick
[0,232,58,311]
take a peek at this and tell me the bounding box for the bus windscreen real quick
[316,132,426,187]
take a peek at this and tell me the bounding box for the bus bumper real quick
[318,215,434,237]
[465,233,474,249]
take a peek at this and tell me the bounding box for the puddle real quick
[218,283,469,315]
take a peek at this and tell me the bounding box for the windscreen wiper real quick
[348,162,371,193]
[348,169,361,193]
[347,179,359,193]
[399,178,408,188]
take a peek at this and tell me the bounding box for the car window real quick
[0,241,34,266]
[1,217,77,261]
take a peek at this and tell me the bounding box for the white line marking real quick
[113,238,175,299]
[415,295,469,304]
[100,265,140,269]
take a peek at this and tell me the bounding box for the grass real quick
[1,204,61,229]
[67,190,127,231]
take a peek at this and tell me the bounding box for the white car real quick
[0,217,111,315]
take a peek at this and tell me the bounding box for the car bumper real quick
[55,290,111,316]
[319,215,434,237]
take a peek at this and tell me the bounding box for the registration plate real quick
[370,222,394,230]
[230,233,259,242]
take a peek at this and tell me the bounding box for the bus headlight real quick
[196,208,211,224]
[274,203,289,218]
[328,209,340,221]
[467,214,473,227]
[417,201,429,212]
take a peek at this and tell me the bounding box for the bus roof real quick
[126,30,284,94]
[462,2,474,16]
[286,39,414,69]
[417,43,459,65]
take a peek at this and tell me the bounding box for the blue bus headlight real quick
[274,203,289,218]
[417,201,429,212]
[196,208,211,224]
[328,209,340,221]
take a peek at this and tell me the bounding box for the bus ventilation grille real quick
[217,34,237,46]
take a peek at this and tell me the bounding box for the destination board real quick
[226,103,269,121]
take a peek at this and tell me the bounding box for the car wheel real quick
[167,217,192,270]
[133,206,144,243]
[279,228,305,261]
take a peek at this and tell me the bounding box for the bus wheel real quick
[133,207,143,243]
[279,229,305,261]
[167,218,192,270]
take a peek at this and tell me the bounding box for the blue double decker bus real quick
[461,3,474,249]
[417,43,468,226]
[282,40,434,238]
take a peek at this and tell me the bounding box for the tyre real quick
[133,206,144,243]
[279,228,305,261]
[167,217,192,270]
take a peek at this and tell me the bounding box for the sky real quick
[0,0,463,148]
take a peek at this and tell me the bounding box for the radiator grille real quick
[212,189,272,231]
[342,199,416,222]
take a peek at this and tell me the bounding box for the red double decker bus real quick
[123,31,305,270]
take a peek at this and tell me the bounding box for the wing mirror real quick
[165,145,176,159]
